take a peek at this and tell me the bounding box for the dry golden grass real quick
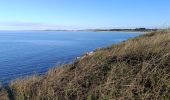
[0,29,170,100]
[0,88,9,100]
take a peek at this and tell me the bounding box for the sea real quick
[0,31,141,84]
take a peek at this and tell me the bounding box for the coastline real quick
[0,31,141,85]
[0,29,170,99]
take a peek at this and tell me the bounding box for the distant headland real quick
[83,28,158,32]
[45,28,158,32]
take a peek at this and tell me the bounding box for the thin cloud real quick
[0,22,75,30]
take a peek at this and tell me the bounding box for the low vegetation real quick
[91,28,157,32]
[0,83,9,100]
[0,29,170,100]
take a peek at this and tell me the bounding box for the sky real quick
[0,0,170,30]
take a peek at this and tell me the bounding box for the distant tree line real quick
[93,28,158,32]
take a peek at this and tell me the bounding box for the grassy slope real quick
[0,30,170,100]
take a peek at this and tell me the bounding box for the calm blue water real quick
[0,31,141,84]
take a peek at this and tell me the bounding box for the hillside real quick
[0,30,170,100]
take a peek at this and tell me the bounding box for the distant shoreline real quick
[82,28,158,32]
[45,28,158,33]
[0,28,158,33]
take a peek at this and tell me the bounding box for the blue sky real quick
[0,0,170,30]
